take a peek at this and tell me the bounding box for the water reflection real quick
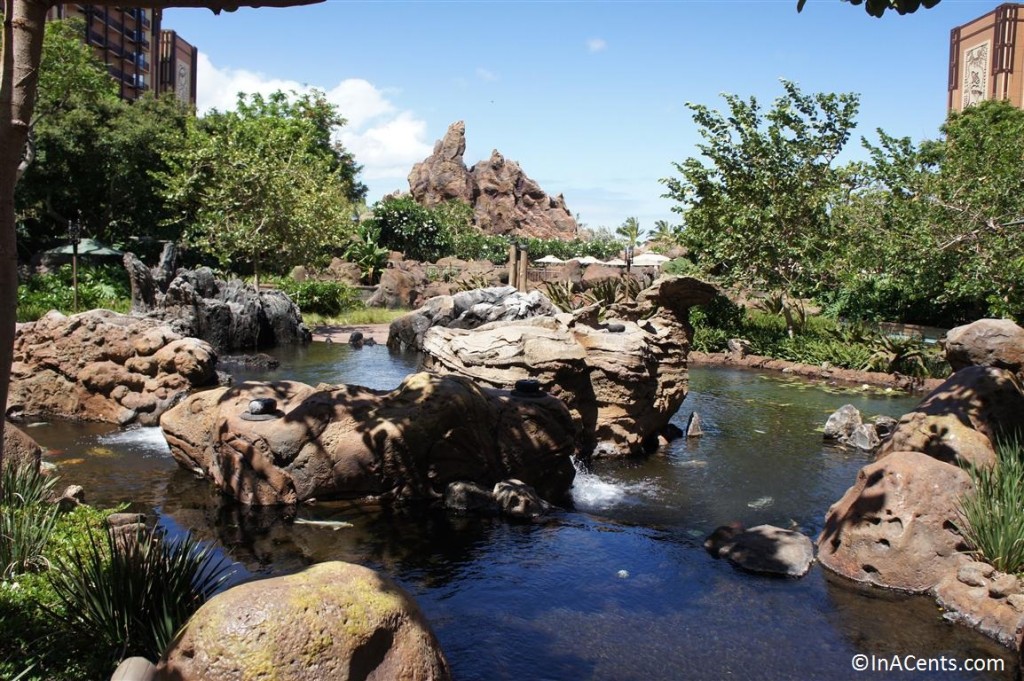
[19,346,1018,680]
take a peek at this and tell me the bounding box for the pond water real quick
[24,345,1016,680]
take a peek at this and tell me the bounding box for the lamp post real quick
[68,217,82,313]
[625,244,634,275]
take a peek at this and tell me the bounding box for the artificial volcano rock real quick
[160,372,576,506]
[417,276,718,456]
[125,254,310,352]
[407,121,578,239]
[9,310,216,426]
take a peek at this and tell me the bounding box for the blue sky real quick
[163,0,998,232]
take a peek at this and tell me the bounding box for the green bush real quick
[17,264,131,322]
[367,196,453,263]
[0,465,59,579]
[277,279,362,316]
[48,524,234,665]
[956,438,1024,573]
[690,293,746,335]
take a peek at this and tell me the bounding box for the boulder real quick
[878,365,1024,469]
[160,372,576,506]
[823,404,862,441]
[934,565,1024,649]
[492,479,550,519]
[408,121,578,240]
[817,451,973,593]
[388,286,557,352]
[2,422,42,474]
[367,264,428,310]
[9,310,216,426]
[711,524,815,578]
[944,318,1024,377]
[124,256,310,352]
[418,276,718,456]
[325,258,364,286]
[848,423,881,451]
[156,562,451,681]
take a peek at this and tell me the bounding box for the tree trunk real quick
[0,0,50,488]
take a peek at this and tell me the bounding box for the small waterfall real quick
[97,426,171,457]
[570,458,661,513]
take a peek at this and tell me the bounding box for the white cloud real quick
[194,52,432,200]
[587,38,607,53]
[476,67,498,83]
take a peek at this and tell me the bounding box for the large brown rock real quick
[367,263,428,310]
[817,451,973,593]
[407,121,578,240]
[945,318,1024,376]
[8,310,216,426]
[156,561,451,681]
[2,422,42,474]
[160,372,576,506]
[419,276,718,456]
[878,365,1024,468]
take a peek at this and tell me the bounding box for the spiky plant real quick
[48,523,235,661]
[0,463,59,577]
[956,437,1024,574]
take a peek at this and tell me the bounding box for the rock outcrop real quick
[818,450,973,594]
[388,286,557,352]
[160,372,576,506]
[877,365,1024,469]
[706,524,815,578]
[2,422,42,473]
[407,121,578,240]
[157,561,452,681]
[9,310,216,426]
[418,276,718,456]
[125,255,310,352]
[944,318,1024,378]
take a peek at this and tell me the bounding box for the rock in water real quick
[720,525,815,578]
[686,412,704,438]
[823,404,862,441]
[156,562,452,681]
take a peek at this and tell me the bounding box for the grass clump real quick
[956,437,1024,573]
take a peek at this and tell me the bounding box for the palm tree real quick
[650,219,678,246]
[616,217,643,249]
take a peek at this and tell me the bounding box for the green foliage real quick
[17,265,131,322]
[276,279,362,317]
[956,438,1024,573]
[800,0,941,18]
[0,465,59,579]
[343,224,390,284]
[162,91,359,285]
[367,196,453,263]
[615,217,644,249]
[583,277,641,309]
[662,80,859,297]
[452,231,511,262]
[689,293,746,335]
[544,281,582,313]
[47,524,234,665]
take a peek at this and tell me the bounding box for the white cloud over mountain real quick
[195,53,431,199]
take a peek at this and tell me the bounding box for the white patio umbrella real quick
[631,253,671,267]
[534,254,565,264]
[603,258,628,266]
[573,255,603,265]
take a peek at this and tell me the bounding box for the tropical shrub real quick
[956,438,1024,573]
[48,524,234,663]
[17,264,131,321]
[0,464,59,579]
[343,224,389,284]
[277,279,362,317]
[368,196,453,263]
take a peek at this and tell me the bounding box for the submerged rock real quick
[160,372,576,506]
[156,561,452,681]
[717,525,815,578]
[823,404,862,441]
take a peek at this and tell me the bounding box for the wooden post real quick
[517,246,529,293]
[508,243,519,289]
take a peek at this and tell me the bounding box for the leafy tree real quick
[162,91,357,288]
[661,80,859,333]
[0,0,318,496]
[798,0,940,17]
[649,219,681,253]
[616,216,644,250]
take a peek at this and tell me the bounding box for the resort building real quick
[46,5,197,105]
[949,3,1024,112]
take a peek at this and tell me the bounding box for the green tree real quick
[367,195,453,263]
[0,0,318,497]
[162,90,357,288]
[798,0,940,17]
[662,80,859,333]
[616,216,643,250]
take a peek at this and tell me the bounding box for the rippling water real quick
[23,345,1016,680]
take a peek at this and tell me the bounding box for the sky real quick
[162,0,1000,232]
